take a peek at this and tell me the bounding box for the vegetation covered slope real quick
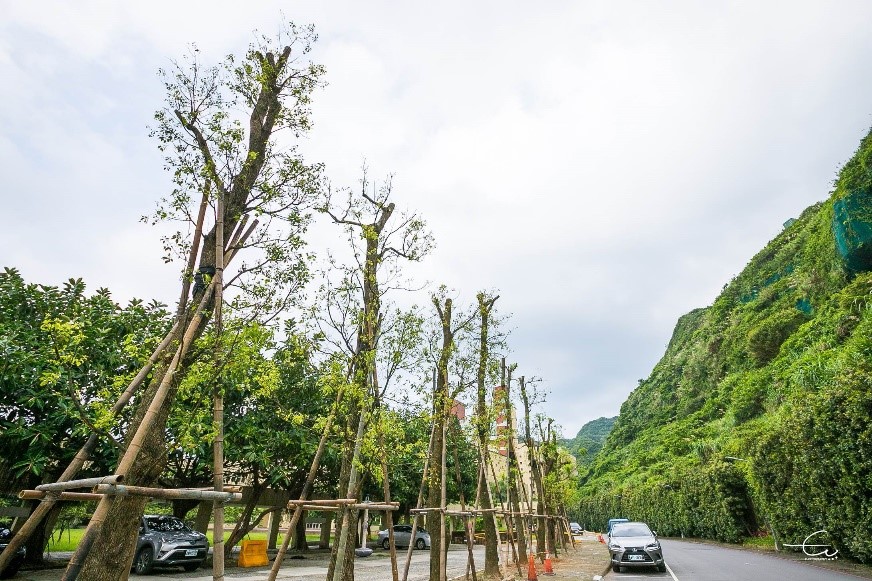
[576,127,872,563]
[562,416,616,468]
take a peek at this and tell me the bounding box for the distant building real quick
[449,399,466,422]
[487,385,535,502]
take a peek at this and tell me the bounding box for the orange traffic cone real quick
[597,533,604,543]
[527,553,538,581]
[542,552,555,575]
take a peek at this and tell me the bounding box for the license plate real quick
[628,554,644,561]
[185,549,198,557]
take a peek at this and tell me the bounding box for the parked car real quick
[569,522,583,535]
[377,524,431,549]
[607,521,666,573]
[0,527,26,579]
[133,515,209,574]
[606,517,629,533]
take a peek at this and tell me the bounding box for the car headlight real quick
[608,542,622,550]
[158,543,178,556]
[646,542,660,550]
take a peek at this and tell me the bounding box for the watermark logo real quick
[783,529,839,560]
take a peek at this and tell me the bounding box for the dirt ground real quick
[498,532,611,581]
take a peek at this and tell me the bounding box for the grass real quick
[741,535,777,551]
[46,527,317,553]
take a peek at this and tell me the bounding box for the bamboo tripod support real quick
[0,208,259,578]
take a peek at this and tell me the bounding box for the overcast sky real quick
[3,1,872,438]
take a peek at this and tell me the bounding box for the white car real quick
[377,524,431,549]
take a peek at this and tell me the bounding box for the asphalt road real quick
[604,539,869,581]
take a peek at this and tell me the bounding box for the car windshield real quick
[146,517,188,532]
[611,524,652,537]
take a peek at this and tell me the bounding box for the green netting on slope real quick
[832,188,872,273]
[795,297,812,315]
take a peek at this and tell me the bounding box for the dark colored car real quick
[0,528,26,579]
[133,515,209,574]
[377,525,431,549]
[607,521,666,573]
[569,522,583,535]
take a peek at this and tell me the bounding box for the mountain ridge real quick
[575,127,872,564]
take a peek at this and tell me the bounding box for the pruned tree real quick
[425,288,477,581]
[502,364,529,565]
[316,171,433,581]
[537,417,575,553]
[60,24,326,581]
[472,291,503,578]
[518,375,550,560]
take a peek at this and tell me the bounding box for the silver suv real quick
[607,521,666,573]
[134,515,209,574]
[377,525,431,549]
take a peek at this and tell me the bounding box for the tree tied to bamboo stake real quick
[316,171,432,581]
[65,25,325,581]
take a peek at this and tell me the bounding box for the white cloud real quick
[3,0,872,435]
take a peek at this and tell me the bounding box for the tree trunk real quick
[504,372,527,565]
[425,412,445,581]
[74,358,184,581]
[474,293,500,578]
[171,499,200,520]
[193,502,211,534]
[23,502,60,565]
[293,511,308,551]
[319,513,333,549]
[225,481,266,558]
[428,296,455,581]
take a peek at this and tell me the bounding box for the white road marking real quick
[665,561,680,581]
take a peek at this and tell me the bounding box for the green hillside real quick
[576,127,872,563]
[562,416,616,467]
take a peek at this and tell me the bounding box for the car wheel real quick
[657,563,667,572]
[134,546,154,575]
[183,562,201,572]
[415,538,426,550]
[382,538,391,550]
[612,563,621,573]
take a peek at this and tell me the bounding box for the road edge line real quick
[665,561,679,581]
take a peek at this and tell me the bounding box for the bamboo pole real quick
[19,491,102,502]
[18,195,258,579]
[488,446,521,578]
[504,368,528,565]
[191,486,243,493]
[495,359,522,578]
[91,484,240,503]
[330,408,367,581]
[373,371,399,581]
[267,387,345,581]
[35,475,122,492]
[347,503,399,511]
[295,503,396,512]
[223,219,258,266]
[0,321,178,573]
[213,190,226,581]
[451,426,477,581]
[400,406,437,581]
[287,499,358,506]
[62,283,216,581]
[439,401,448,581]
[477,440,506,577]
[175,183,210,321]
